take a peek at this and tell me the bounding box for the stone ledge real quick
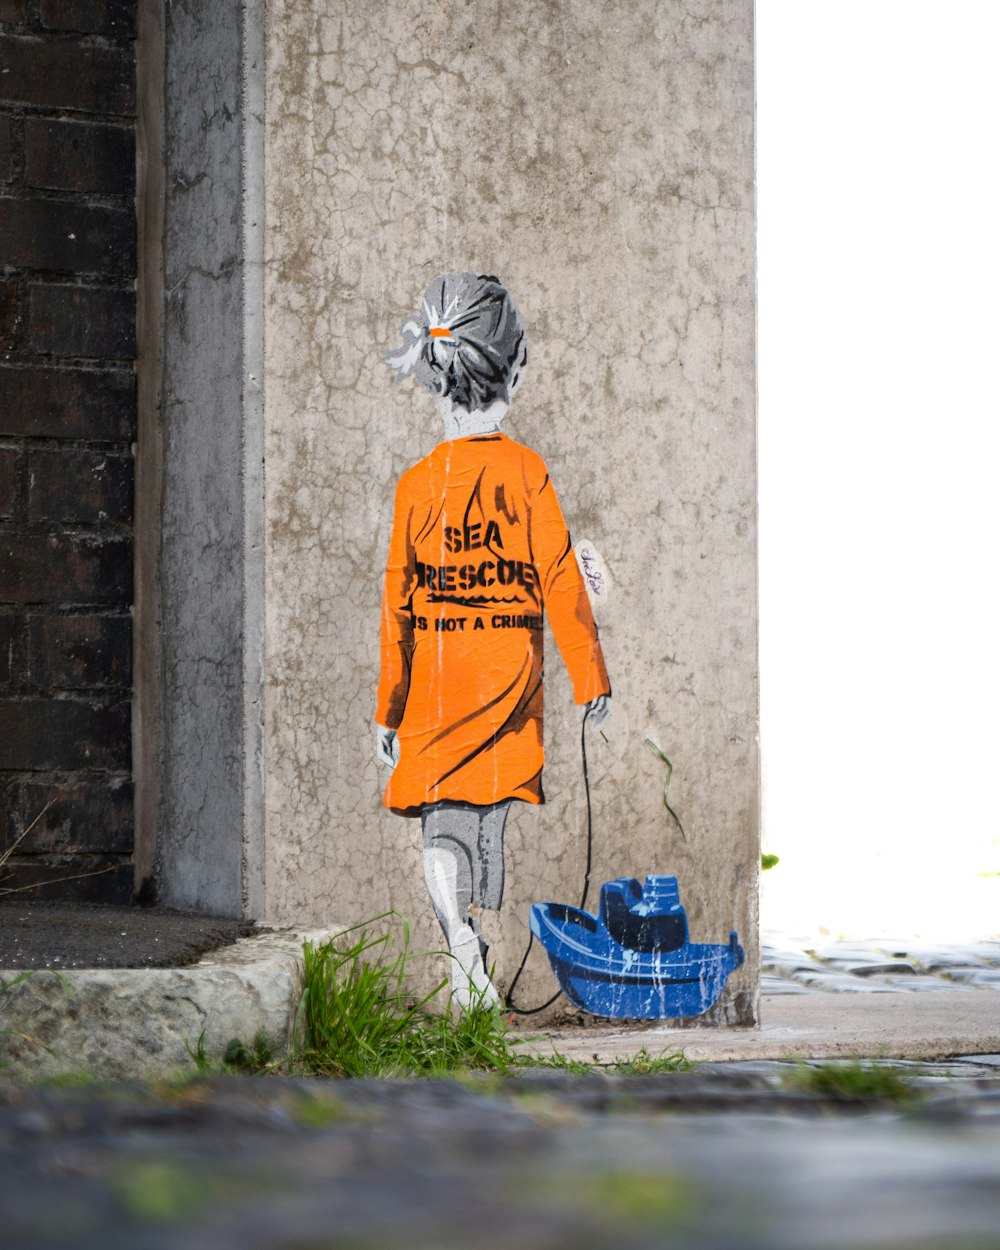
[0,925,336,1080]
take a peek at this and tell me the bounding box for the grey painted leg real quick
[421,803,500,1011]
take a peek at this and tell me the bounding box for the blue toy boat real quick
[529,875,744,1019]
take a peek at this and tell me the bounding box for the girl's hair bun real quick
[384,272,527,412]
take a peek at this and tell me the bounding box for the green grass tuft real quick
[609,1045,694,1074]
[527,1045,693,1075]
[783,1059,921,1103]
[183,1029,212,1074]
[523,1046,597,1075]
[293,921,519,1077]
[223,1031,275,1072]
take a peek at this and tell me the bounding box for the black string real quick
[505,706,595,1015]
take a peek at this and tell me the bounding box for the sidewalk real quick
[536,990,1000,1066]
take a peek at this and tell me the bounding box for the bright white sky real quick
[756,1,1000,938]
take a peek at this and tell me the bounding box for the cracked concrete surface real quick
[257,1,758,1021]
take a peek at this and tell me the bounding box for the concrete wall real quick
[260,0,758,1020]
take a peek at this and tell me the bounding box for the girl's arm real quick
[375,723,400,767]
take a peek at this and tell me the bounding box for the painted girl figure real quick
[376,273,611,1009]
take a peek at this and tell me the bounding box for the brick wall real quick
[0,1,136,903]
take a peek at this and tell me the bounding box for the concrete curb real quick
[0,926,336,1081]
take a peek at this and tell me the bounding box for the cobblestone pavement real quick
[2,1062,1000,1249]
[762,932,1000,995]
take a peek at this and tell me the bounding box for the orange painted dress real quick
[377,433,610,816]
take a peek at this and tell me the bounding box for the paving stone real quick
[760,973,811,995]
[694,1060,800,1080]
[914,1064,1000,1081]
[787,970,901,993]
[821,959,918,977]
[932,967,993,984]
[902,947,992,972]
[966,942,1000,966]
[956,970,1000,989]
[760,938,815,961]
[866,974,976,993]
[763,950,830,977]
[808,941,895,961]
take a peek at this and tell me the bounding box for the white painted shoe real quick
[450,923,501,1012]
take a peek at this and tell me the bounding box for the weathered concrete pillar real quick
[139,0,265,916]
[149,0,758,1024]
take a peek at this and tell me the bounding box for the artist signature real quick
[579,546,605,596]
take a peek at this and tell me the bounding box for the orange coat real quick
[377,433,610,816]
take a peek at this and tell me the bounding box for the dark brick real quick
[0,532,132,604]
[26,613,131,688]
[40,0,136,39]
[0,615,12,685]
[0,854,132,903]
[0,696,130,769]
[0,365,135,440]
[0,198,135,277]
[0,612,24,689]
[28,284,136,359]
[0,276,17,350]
[0,1,28,23]
[0,36,135,116]
[25,118,135,195]
[0,114,11,184]
[0,447,19,520]
[3,777,132,853]
[28,447,132,523]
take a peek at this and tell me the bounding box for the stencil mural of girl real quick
[375,273,611,1010]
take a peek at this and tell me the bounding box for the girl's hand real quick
[584,695,611,729]
[375,724,400,768]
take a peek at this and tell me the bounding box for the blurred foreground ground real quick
[2,1063,1000,1249]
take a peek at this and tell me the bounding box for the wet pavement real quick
[2,1064,1000,1249]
